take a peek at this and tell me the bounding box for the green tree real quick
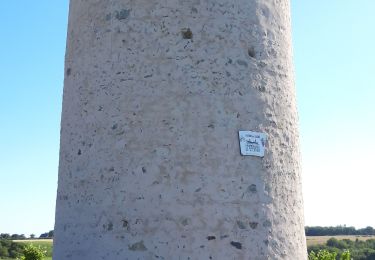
[0,233,10,239]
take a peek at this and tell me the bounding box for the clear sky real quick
[0,1,374,236]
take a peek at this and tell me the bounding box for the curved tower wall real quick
[54,0,307,259]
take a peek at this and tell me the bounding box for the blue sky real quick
[293,1,375,228]
[0,1,374,236]
[0,1,68,235]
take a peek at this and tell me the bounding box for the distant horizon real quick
[3,224,375,238]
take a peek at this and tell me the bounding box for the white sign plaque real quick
[239,131,267,157]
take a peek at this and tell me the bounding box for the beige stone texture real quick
[54,0,307,259]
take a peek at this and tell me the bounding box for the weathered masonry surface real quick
[54,0,307,259]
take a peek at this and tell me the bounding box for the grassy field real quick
[306,235,375,246]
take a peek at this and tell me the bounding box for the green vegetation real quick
[0,235,25,241]
[20,245,44,260]
[15,241,52,259]
[306,226,375,236]
[1,231,53,241]
[308,237,375,260]
[0,239,52,260]
[0,239,24,259]
[308,249,351,260]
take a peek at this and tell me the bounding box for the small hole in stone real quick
[107,222,113,231]
[115,9,130,20]
[249,222,258,229]
[207,236,216,240]
[66,68,71,76]
[248,184,257,193]
[181,28,193,39]
[122,219,129,228]
[230,241,242,249]
[248,47,256,58]
[258,86,266,92]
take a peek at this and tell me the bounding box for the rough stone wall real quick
[54,0,307,259]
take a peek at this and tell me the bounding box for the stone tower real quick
[54,0,307,259]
